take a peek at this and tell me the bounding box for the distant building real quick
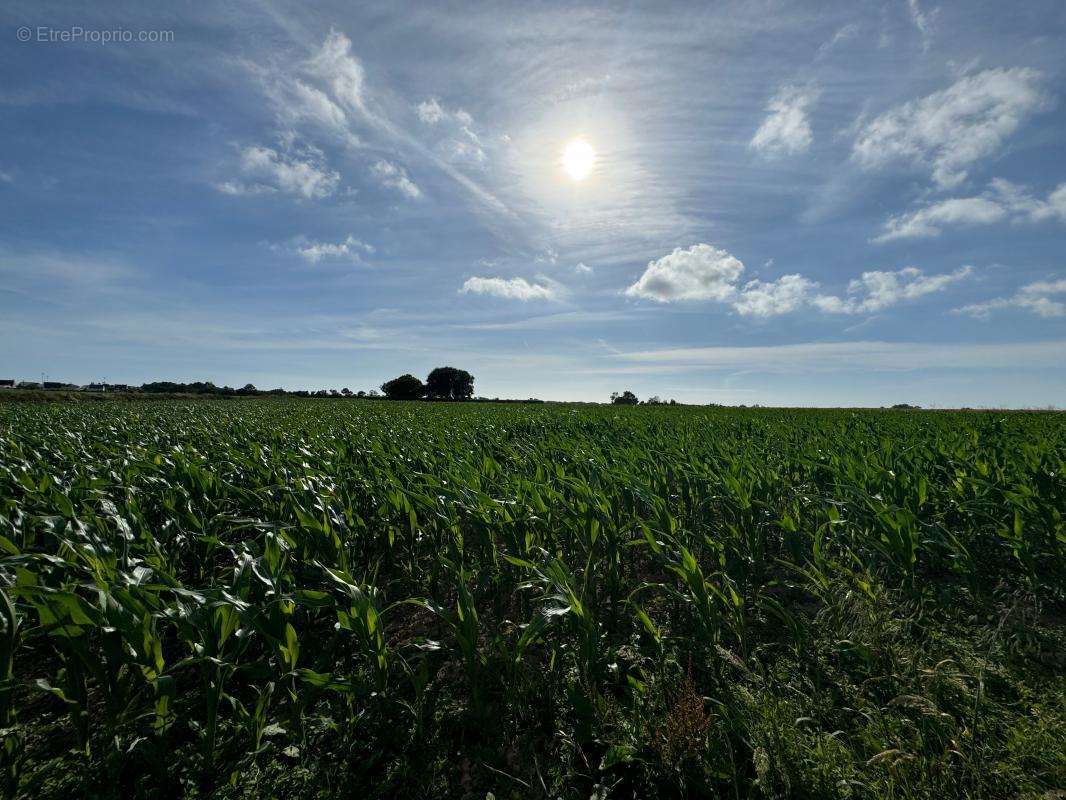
[109,384,131,392]
[17,382,42,389]
[0,379,14,387]
[85,383,107,391]
[43,381,70,390]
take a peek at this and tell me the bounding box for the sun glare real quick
[562,137,595,181]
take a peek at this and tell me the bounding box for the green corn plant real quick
[166,585,251,791]
[0,587,20,793]
[505,553,603,688]
[234,680,275,756]
[13,567,102,752]
[413,561,486,716]
[317,563,389,691]
[662,545,745,652]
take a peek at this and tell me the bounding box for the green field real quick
[1,400,1063,798]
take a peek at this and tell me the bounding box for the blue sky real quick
[1,1,1064,406]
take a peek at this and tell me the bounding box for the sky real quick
[1,1,1065,407]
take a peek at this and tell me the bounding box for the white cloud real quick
[876,197,1007,241]
[750,85,819,157]
[852,68,1048,188]
[574,262,594,275]
[626,244,970,317]
[733,275,817,317]
[460,276,559,301]
[416,98,445,124]
[625,244,744,302]
[875,179,1066,241]
[288,235,374,264]
[956,278,1066,319]
[907,0,938,51]
[220,144,340,199]
[813,266,973,314]
[0,170,12,184]
[371,159,422,199]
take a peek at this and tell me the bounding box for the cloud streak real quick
[460,276,560,301]
[614,339,1066,373]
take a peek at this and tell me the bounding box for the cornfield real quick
[0,399,1063,798]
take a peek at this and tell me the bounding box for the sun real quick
[562,137,595,181]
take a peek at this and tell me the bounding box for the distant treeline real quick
[142,381,320,397]
[135,379,546,403]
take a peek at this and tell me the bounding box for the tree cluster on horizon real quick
[610,390,681,406]
[381,367,475,401]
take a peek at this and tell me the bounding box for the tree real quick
[381,374,426,400]
[611,390,639,405]
[425,366,474,400]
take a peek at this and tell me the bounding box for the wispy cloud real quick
[815,23,860,59]
[371,159,422,199]
[852,68,1048,188]
[273,234,375,264]
[750,84,819,158]
[306,28,368,114]
[874,179,1066,241]
[955,278,1066,319]
[453,310,629,331]
[0,248,142,310]
[305,30,511,217]
[415,98,487,166]
[247,28,513,221]
[906,0,939,51]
